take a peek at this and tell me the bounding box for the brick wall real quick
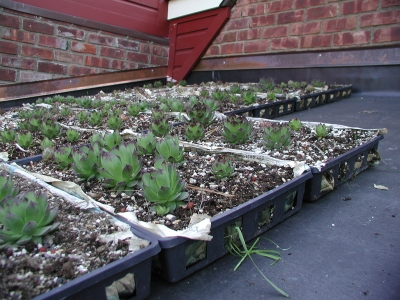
[0,7,169,85]
[204,0,400,57]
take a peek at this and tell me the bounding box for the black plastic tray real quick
[127,171,312,283]
[304,135,383,202]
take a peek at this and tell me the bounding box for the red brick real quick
[300,34,332,48]
[296,0,325,9]
[307,4,338,20]
[243,40,270,53]
[126,52,150,63]
[150,55,168,66]
[251,15,275,27]
[215,31,237,43]
[71,41,97,54]
[2,55,35,70]
[291,21,320,35]
[341,0,379,15]
[100,47,125,59]
[1,28,35,44]
[57,26,85,40]
[230,6,242,19]
[360,10,400,27]
[2,8,36,20]
[322,16,357,33]
[140,44,168,56]
[333,31,370,46]
[85,56,111,68]
[0,41,18,55]
[111,59,137,70]
[38,61,67,74]
[19,71,52,82]
[69,65,97,76]
[382,0,400,8]
[54,51,84,64]
[116,39,139,51]
[0,69,17,82]
[221,43,243,54]
[204,45,220,56]
[23,19,54,35]
[271,37,299,49]
[268,0,293,13]
[373,26,400,43]
[0,14,20,28]
[241,3,266,16]
[226,19,250,31]
[263,26,289,38]
[277,11,305,24]
[237,28,262,40]
[88,34,114,46]
[21,45,53,60]
[38,35,68,50]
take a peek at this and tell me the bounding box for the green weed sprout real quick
[98,141,142,193]
[211,156,235,179]
[185,122,205,142]
[54,146,73,169]
[156,135,184,164]
[0,176,19,202]
[0,191,59,249]
[103,131,122,151]
[142,158,189,215]
[89,111,102,127]
[222,114,253,145]
[72,143,101,181]
[241,91,257,105]
[107,114,123,131]
[151,118,172,137]
[66,129,80,143]
[41,122,61,139]
[263,124,292,150]
[288,118,303,131]
[136,132,157,156]
[0,129,15,143]
[316,123,328,139]
[77,111,88,124]
[16,132,34,149]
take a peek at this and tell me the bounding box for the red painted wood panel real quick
[11,0,169,37]
[168,7,231,81]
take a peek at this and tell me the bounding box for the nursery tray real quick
[304,134,383,202]
[127,170,312,283]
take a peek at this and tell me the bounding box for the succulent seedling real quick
[185,122,205,142]
[315,123,328,139]
[211,156,235,179]
[156,135,184,164]
[288,118,303,131]
[263,124,292,150]
[136,131,157,155]
[222,114,253,145]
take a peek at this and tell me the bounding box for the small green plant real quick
[154,80,163,88]
[167,81,174,88]
[77,97,92,108]
[18,110,34,120]
[42,147,55,162]
[230,85,241,94]
[151,118,172,137]
[98,142,142,193]
[260,77,275,91]
[222,114,253,145]
[263,124,292,150]
[273,87,283,94]
[119,98,127,107]
[92,99,104,109]
[152,107,166,121]
[89,132,104,147]
[186,103,214,126]
[280,82,287,89]
[66,96,76,104]
[136,132,157,155]
[28,118,41,132]
[66,128,80,143]
[143,83,153,88]
[185,122,205,142]
[178,80,187,87]
[77,111,88,124]
[288,80,301,90]
[200,89,209,97]
[16,132,34,149]
[0,191,59,249]
[0,176,19,202]
[107,114,123,131]
[156,135,184,164]
[229,94,239,103]
[167,98,184,112]
[0,129,15,143]
[316,123,328,139]
[311,80,326,88]
[241,91,256,105]
[60,106,72,118]
[72,143,101,181]
[44,97,54,104]
[142,158,189,215]
[36,98,43,104]
[103,131,122,151]
[212,90,225,101]
[288,118,303,131]
[211,156,235,179]
[127,103,141,117]
[267,92,276,102]
[40,137,54,150]
[54,146,73,169]
[41,122,61,139]
[203,98,219,112]
[53,95,65,103]
[89,111,102,127]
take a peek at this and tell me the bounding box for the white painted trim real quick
[168,0,223,20]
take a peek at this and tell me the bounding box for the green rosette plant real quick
[90,132,104,147]
[221,114,253,145]
[60,106,72,118]
[263,124,292,150]
[186,102,214,127]
[203,98,219,112]
[167,98,184,113]
[156,135,184,164]
[89,111,102,127]
[16,132,34,149]
[152,107,165,121]
[98,141,142,193]
[142,158,189,215]
[151,118,172,137]
[0,191,59,249]
[0,176,19,202]
[72,143,102,181]
[28,118,41,132]
[0,129,15,143]
[103,131,122,151]
[66,129,80,143]
[54,146,73,169]
[241,91,256,105]
[107,114,123,131]
[41,122,61,139]
[77,111,88,124]
[136,132,156,155]
[260,77,275,91]
[211,156,235,179]
[316,123,328,139]
[185,122,205,142]
[77,97,92,108]
[127,103,141,117]
[42,147,55,162]
[288,118,303,131]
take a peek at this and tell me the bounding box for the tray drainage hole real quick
[258,204,276,228]
[338,161,350,181]
[321,170,334,193]
[306,98,312,107]
[224,218,243,251]
[367,149,381,164]
[287,103,293,112]
[321,94,326,103]
[106,273,136,298]
[259,109,266,118]
[268,107,276,117]
[315,96,320,105]
[185,240,207,268]
[284,190,298,213]
[354,154,365,170]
